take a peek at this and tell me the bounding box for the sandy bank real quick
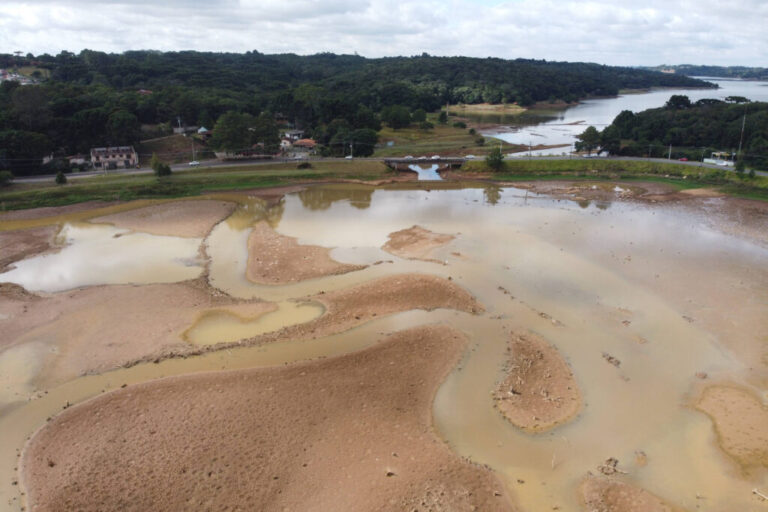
[696,385,768,468]
[0,279,273,386]
[492,332,581,432]
[21,325,513,512]
[382,225,454,262]
[0,201,119,222]
[91,199,236,238]
[246,221,366,284]
[0,225,59,273]
[580,476,684,512]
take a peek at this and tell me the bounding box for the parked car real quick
[345,155,353,159]
[404,155,414,159]
[465,154,476,159]
[678,157,688,161]
[188,161,200,166]
[431,155,440,160]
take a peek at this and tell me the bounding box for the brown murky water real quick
[1,183,767,511]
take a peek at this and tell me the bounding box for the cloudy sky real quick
[0,0,765,66]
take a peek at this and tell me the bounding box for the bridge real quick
[384,157,466,171]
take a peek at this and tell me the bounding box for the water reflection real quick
[483,184,501,205]
[298,185,373,210]
[225,196,285,229]
[407,164,443,181]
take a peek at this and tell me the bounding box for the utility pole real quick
[737,108,747,160]
[349,142,353,158]
[668,144,672,160]
[528,141,532,158]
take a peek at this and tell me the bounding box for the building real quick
[90,146,139,169]
[280,138,293,151]
[292,139,317,152]
[283,129,305,142]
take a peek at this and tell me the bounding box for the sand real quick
[580,476,684,512]
[696,385,768,468]
[246,221,366,284]
[492,332,581,432]
[0,225,60,273]
[21,325,513,512]
[91,200,236,238]
[382,225,455,262]
[0,279,274,386]
[0,201,118,222]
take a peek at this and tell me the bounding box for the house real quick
[283,129,305,142]
[90,146,139,169]
[67,154,89,166]
[292,139,317,152]
[280,138,293,151]
[137,89,153,95]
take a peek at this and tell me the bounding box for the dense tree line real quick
[585,96,768,169]
[642,65,768,80]
[0,50,713,174]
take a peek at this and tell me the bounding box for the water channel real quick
[481,78,768,155]
[1,183,767,511]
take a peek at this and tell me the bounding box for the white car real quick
[404,155,414,159]
[188,161,200,166]
[465,155,476,160]
[431,155,440,160]
[345,155,353,159]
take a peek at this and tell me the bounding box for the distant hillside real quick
[642,65,768,80]
[0,50,715,175]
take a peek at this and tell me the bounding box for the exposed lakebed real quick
[1,182,767,511]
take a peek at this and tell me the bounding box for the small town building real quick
[292,138,317,152]
[283,129,305,142]
[90,146,139,169]
[280,138,293,151]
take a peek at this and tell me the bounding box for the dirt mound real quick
[696,385,768,468]
[91,200,235,238]
[492,332,581,432]
[580,476,684,512]
[0,225,60,273]
[246,221,366,284]
[21,325,513,512]
[382,225,455,262]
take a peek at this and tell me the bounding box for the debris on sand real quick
[602,352,621,367]
[382,225,455,262]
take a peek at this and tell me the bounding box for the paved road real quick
[11,156,767,183]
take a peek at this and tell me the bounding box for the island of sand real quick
[580,476,685,512]
[492,332,581,432]
[90,199,236,238]
[21,325,513,512]
[382,225,454,262]
[246,221,366,284]
[696,384,768,468]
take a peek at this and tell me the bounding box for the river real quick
[484,78,768,155]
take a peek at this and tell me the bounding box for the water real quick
[407,163,443,181]
[1,184,767,511]
[487,78,768,155]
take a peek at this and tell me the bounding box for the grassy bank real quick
[0,161,392,211]
[463,159,768,199]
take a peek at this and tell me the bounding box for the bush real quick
[468,128,476,135]
[452,121,467,129]
[0,170,13,187]
[438,111,448,124]
[297,162,312,169]
[55,170,67,184]
[485,146,504,171]
[474,136,485,146]
[419,121,434,130]
[150,152,172,177]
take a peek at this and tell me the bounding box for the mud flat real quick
[0,279,273,387]
[246,221,366,284]
[580,476,683,512]
[91,199,236,238]
[21,325,513,512]
[492,332,581,432]
[696,385,768,469]
[382,225,455,262]
[0,226,59,273]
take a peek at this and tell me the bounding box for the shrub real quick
[55,170,67,184]
[474,136,485,146]
[468,128,476,135]
[150,152,172,177]
[485,146,504,171]
[0,170,13,187]
[452,121,467,129]
[297,162,312,169]
[419,121,434,130]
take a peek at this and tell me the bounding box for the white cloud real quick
[0,0,765,65]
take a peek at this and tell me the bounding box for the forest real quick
[642,65,768,80]
[0,50,714,174]
[583,95,768,169]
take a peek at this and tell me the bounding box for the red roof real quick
[293,138,316,148]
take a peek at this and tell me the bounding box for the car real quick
[465,154,476,160]
[430,155,440,160]
[345,155,353,159]
[188,161,200,166]
[404,155,414,159]
[678,157,688,161]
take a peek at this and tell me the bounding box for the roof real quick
[90,146,137,156]
[293,138,317,148]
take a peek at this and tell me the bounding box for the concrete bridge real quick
[384,157,466,172]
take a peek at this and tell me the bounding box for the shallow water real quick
[2,183,767,511]
[407,163,443,181]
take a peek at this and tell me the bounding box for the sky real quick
[0,0,766,66]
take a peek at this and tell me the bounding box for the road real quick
[11,156,767,183]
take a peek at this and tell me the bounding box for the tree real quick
[381,105,411,130]
[150,152,171,177]
[485,145,504,171]
[665,95,691,110]
[575,126,600,155]
[349,128,378,157]
[0,170,13,187]
[107,109,140,145]
[55,170,67,184]
[411,108,426,123]
[438,111,448,124]
[210,111,254,152]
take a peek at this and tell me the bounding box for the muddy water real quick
[2,183,768,511]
